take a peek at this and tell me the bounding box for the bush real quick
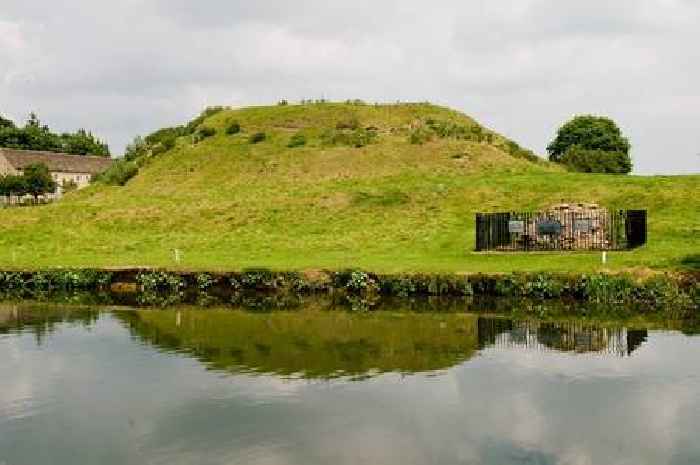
[560,146,632,174]
[193,126,216,143]
[287,133,306,148]
[548,115,631,163]
[96,159,139,186]
[225,121,241,135]
[278,99,289,106]
[249,132,266,144]
[322,128,376,148]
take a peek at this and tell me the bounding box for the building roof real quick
[0,148,114,175]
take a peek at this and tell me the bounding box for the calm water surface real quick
[1,303,699,465]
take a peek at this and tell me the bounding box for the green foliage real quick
[548,115,631,163]
[0,174,28,197]
[124,136,149,162]
[287,133,307,148]
[136,271,185,292]
[0,112,110,156]
[59,129,110,156]
[321,127,376,148]
[505,140,540,162]
[196,273,216,290]
[23,163,57,199]
[193,126,216,143]
[225,121,241,135]
[0,113,15,129]
[185,107,226,134]
[560,146,632,174]
[95,159,138,186]
[249,132,267,144]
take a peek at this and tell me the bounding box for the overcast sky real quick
[1,0,698,174]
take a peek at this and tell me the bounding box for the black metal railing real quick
[475,209,647,252]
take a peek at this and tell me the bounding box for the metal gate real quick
[475,209,647,252]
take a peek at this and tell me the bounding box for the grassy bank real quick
[1,102,698,272]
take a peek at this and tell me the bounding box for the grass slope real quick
[2,102,698,273]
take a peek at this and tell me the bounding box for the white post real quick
[602,251,607,264]
[173,249,181,264]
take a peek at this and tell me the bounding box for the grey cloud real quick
[1,0,699,173]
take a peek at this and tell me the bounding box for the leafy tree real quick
[0,175,28,198]
[0,113,15,129]
[60,129,110,156]
[547,115,631,163]
[0,112,110,156]
[124,136,149,162]
[22,163,57,200]
[560,146,632,174]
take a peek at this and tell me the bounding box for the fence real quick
[475,209,647,252]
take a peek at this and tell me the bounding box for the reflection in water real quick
[1,302,699,465]
[478,318,648,357]
[2,303,654,379]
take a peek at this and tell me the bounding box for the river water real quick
[1,302,699,465]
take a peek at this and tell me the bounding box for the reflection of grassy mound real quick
[118,308,479,378]
[0,102,696,272]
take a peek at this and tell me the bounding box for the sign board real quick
[508,220,525,234]
[537,220,562,235]
[574,219,592,233]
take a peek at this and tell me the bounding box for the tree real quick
[0,113,15,129]
[0,174,28,199]
[559,146,632,174]
[0,112,110,157]
[22,163,57,200]
[60,129,110,156]
[547,115,631,163]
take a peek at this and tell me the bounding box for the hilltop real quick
[1,102,698,273]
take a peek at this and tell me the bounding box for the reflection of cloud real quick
[2,313,700,465]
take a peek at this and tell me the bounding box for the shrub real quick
[322,128,376,148]
[278,99,289,106]
[287,133,307,148]
[225,121,241,135]
[193,126,216,143]
[96,159,139,186]
[249,132,267,144]
[185,106,225,134]
[548,115,631,163]
[560,146,632,174]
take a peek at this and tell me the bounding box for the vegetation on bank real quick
[0,102,697,272]
[0,112,109,156]
[0,269,696,316]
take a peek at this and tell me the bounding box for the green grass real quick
[1,102,698,273]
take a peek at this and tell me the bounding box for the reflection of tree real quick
[0,304,99,345]
[478,318,648,357]
[115,309,481,379]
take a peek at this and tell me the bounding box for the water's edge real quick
[0,268,697,317]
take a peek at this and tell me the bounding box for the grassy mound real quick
[1,102,698,272]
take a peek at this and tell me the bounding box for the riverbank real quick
[0,268,697,316]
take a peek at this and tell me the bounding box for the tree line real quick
[0,163,57,202]
[0,112,110,157]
